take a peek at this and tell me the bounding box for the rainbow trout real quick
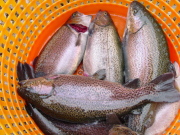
[17,67,180,123]
[144,62,180,135]
[34,12,92,77]
[26,102,138,135]
[18,62,114,135]
[25,103,112,135]
[83,10,124,83]
[144,101,180,135]
[122,1,170,133]
[109,125,138,135]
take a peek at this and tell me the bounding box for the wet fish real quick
[144,101,180,135]
[122,1,171,133]
[17,63,180,123]
[123,1,170,86]
[109,125,139,135]
[18,62,114,135]
[34,11,92,77]
[83,10,124,83]
[25,103,112,135]
[144,62,180,135]
[174,62,180,91]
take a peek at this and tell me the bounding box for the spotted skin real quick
[123,2,170,86]
[109,125,139,135]
[123,1,171,133]
[17,72,180,123]
[35,12,92,77]
[26,103,112,135]
[83,10,124,83]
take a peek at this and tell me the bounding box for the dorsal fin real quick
[150,72,174,86]
[124,78,140,89]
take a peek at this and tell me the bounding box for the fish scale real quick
[122,1,170,134]
[35,26,77,74]
[83,11,124,83]
[34,12,92,77]
[124,22,169,86]
[17,71,180,123]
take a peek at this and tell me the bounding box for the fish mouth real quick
[69,24,88,33]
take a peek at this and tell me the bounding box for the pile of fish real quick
[16,1,180,135]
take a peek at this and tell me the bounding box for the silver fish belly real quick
[17,72,180,123]
[83,11,124,83]
[35,12,92,77]
[123,1,170,133]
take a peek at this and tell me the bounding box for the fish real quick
[144,62,180,135]
[109,125,139,135]
[174,61,180,91]
[18,62,115,135]
[144,101,180,135]
[34,11,92,77]
[26,102,139,135]
[83,10,124,83]
[25,103,113,135]
[122,1,171,133]
[123,1,170,86]
[17,63,180,124]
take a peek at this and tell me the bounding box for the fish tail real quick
[17,62,35,82]
[150,72,180,103]
[24,62,35,79]
[17,62,28,81]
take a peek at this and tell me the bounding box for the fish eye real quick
[104,12,108,16]
[133,9,138,15]
[72,12,77,17]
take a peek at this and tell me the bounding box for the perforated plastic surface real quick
[0,0,180,135]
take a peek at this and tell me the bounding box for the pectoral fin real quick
[88,22,95,36]
[91,69,106,80]
[76,33,81,46]
[106,113,121,124]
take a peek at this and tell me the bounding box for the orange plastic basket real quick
[0,0,179,134]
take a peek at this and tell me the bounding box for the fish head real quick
[109,125,138,135]
[126,1,147,33]
[66,11,92,33]
[18,76,54,98]
[93,10,113,27]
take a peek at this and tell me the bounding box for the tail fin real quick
[150,72,180,103]
[17,62,28,81]
[24,62,35,79]
[17,62,35,82]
